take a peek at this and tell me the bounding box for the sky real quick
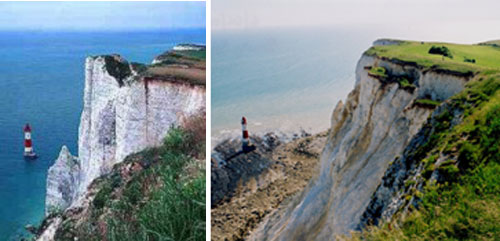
[213,0,500,43]
[0,1,205,31]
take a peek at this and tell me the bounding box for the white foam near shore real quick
[211,125,315,150]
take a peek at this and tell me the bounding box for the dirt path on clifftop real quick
[211,131,327,241]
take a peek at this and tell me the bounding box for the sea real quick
[212,27,380,143]
[0,29,205,240]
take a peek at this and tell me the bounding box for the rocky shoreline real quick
[211,131,328,241]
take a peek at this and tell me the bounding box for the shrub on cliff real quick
[464,57,476,63]
[368,66,388,79]
[103,55,132,86]
[428,45,453,58]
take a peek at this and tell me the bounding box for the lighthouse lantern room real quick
[23,123,38,159]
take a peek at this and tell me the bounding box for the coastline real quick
[211,130,328,241]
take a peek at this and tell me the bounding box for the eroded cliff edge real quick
[41,47,205,239]
[249,41,474,241]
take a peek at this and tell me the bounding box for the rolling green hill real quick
[365,40,500,74]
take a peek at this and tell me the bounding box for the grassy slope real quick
[173,49,206,61]
[349,41,500,240]
[54,115,206,241]
[480,40,500,47]
[365,40,500,74]
[146,49,206,86]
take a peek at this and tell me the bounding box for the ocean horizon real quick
[0,29,205,240]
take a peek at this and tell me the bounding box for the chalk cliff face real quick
[45,146,80,214]
[358,99,465,229]
[250,51,471,240]
[45,54,205,213]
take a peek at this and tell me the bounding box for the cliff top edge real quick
[87,44,206,87]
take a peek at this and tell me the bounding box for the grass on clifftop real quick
[365,40,500,74]
[146,48,206,86]
[173,49,206,61]
[348,70,500,240]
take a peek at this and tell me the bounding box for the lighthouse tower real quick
[241,117,255,152]
[241,117,250,148]
[23,123,37,159]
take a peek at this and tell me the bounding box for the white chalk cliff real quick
[45,146,80,214]
[45,54,205,214]
[250,44,471,240]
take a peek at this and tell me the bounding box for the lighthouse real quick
[23,123,38,159]
[241,117,255,152]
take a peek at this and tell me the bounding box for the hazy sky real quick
[213,0,500,43]
[0,1,205,31]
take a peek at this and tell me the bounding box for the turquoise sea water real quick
[212,28,378,142]
[0,29,205,240]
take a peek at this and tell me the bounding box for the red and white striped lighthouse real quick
[241,117,250,150]
[23,123,37,159]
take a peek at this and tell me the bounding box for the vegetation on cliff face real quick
[367,66,416,92]
[52,114,206,241]
[103,55,132,87]
[368,66,388,78]
[414,98,441,108]
[349,41,500,240]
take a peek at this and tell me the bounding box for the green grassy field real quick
[174,49,206,61]
[365,40,500,74]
